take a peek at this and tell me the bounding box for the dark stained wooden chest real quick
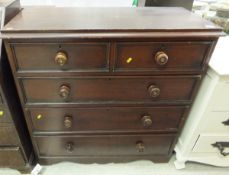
[0,0,34,171]
[1,7,223,164]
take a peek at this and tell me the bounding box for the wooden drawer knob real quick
[59,85,71,99]
[136,141,144,152]
[155,51,168,65]
[142,115,152,128]
[64,116,73,128]
[148,85,160,98]
[55,51,68,66]
[66,142,74,152]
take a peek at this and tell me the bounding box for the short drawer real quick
[0,124,19,145]
[28,106,188,133]
[115,42,211,72]
[21,76,199,104]
[202,111,229,134]
[193,134,229,158]
[0,147,25,167]
[35,134,175,157]
[11,43,109,72]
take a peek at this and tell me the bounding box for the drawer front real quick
[35,134,175,157]
[0,147,25,167]
[0,124,19,145]
[11,43,109,72]
[115,42,211,72]
[21,76,199,104]
[0,106,12,123]
[193,134,229,158]
[29,106,187,132]
[203,111,229,133]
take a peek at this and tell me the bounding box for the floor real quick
[0,156,229,175]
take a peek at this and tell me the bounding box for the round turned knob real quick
[148,85,160,98]
[66,142,74,153]
[59,85,71,99]
[155,51,168,66]
[55,51,68,66]
[141,115,152,128]
[64,116,73,128]
[136,141,145,152]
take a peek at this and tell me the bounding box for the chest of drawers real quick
[0,0,34,171]
[1,7,222,164]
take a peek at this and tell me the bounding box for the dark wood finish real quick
[0,0,21,24]
[0,94,3,103]
[9,41,211,74]
[38,155,170,164]
[35,134,175,157]
[21,76,199,104]
[4,40,217,76]
[28,106,187,133]
[0,147,25,167]
[1,7,221,33]
[11,43,109,72]
[115,42,211,72]
[0,1,34,171]
[0,123,19,144]
[2,7,222,164]
[0,105,12,123]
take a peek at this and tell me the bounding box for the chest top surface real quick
[0,7,223,38]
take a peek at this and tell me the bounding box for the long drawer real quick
[28,106,187,133]
[0,124,19,145]
[115,42,211,72]
[0,147,25,167]
[193,134,229,157]
[35,134,175,157]
[202,111,229,133]
[0,105,12,123]
[11,42,110,72]
[20,76,199,104]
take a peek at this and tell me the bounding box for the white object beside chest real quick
[174,36,229,169]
